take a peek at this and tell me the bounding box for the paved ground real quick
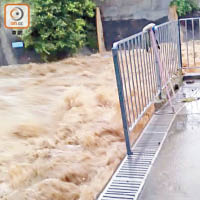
[139,80,200,200]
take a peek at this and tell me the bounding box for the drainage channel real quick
[97,113,175,200]
[97,93,187,200]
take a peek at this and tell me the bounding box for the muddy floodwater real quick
[1,40,196,199]
[0,53,152,200]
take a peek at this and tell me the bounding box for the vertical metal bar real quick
[186,20,189,67]
[135,37,145,110]
[169,22,174,74]
[162,25,167,82]
[112,47,132,155]
[174,22,179,73]
[173,21,177,72]
[148,40,154,100]
[171,22,177,73]
[192,18,196,66]
[167,23,172,76]
[131,39,142,115]
[165,24,170,80]
[138,35,147,108]
[199,18,200,40]
[150,50,156,99]
[171,22,176,74]
[163,24,168,83]
[153,31,162,98]
[119,44,132,126]
[124,42,135,125]
[178,20,183,69]
[176,22,180,71]
[128,41,138,120]
[156,53,162,98]
[166,24,171,78]
[140,34,150,106]
[158,26,164,81]
[144,32,153,101]
[149,36,158,96]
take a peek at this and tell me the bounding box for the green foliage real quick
[170,0,199,16]
[85,22,98,51]
[21,0,96,61]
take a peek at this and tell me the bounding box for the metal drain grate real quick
[97,113,175,200]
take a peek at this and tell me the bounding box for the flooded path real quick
[139,80,200,200]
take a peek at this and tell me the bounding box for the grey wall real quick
[95,0,172,49]
[95,0,172,21]
[0,20,41,66]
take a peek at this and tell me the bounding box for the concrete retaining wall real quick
[95,0,171,21]
[95,0,172,49]
[95,0,200,49]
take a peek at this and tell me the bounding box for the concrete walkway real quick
[139,80,200,200]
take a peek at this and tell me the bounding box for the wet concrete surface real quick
[138,81,200,200]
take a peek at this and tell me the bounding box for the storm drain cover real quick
[97,114,175,200]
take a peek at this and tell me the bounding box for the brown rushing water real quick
[182,41,200,73]
[0,53,153,200]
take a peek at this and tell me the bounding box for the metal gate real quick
[112,20,182,155]
[179,17,200,69]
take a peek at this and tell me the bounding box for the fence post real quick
[155,57,162,99]
[112,46,132,155]
[152,31,162,99]
[177,20,183,69]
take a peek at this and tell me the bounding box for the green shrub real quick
[170,0,199,16]
[21,0,96,61]
[85,22,98,51]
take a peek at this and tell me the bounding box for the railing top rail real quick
[112,20,177,49]
[156,20,177,28]
[113,31,143,49]
[179,17,200,21]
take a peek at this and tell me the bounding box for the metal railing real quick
[180,17,200,68]
[112,20,181,155]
